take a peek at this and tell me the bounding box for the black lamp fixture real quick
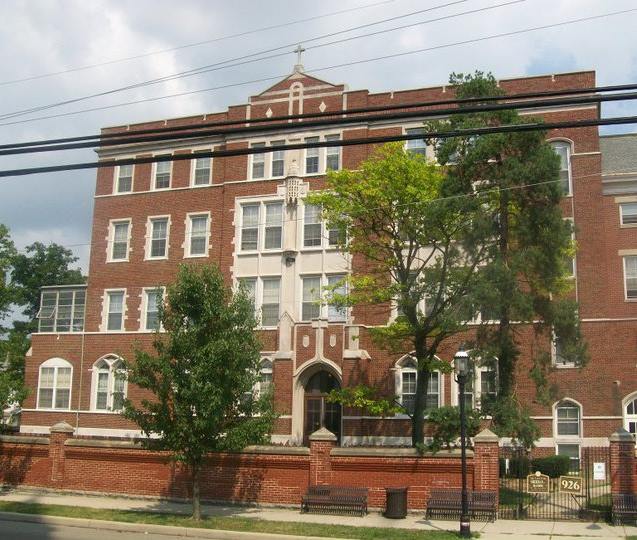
[454,345,471,538]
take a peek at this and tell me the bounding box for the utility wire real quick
[2,6,634,128]
[0,0,395,87]
[3,82,635,151]
[3,89,637,157]
[1,114,636,178]
[0,0,477,121]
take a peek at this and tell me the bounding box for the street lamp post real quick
[454,346,471,538]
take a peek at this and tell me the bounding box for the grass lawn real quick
[0,501,462,539]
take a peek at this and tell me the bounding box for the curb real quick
[0,511,356,540]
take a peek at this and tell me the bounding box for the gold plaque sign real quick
[559,476,582,494]
[526,471,550,493]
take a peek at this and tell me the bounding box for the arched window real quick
[450,355,497,411]
[550,140,573,196]
[395,355,440,415]
[555,399,581,437]
[91,355,126,412]
[258,359,273,396]
[37,358,72,410]
[624,395,637,439]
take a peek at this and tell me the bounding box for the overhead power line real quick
[0,0,395,87]
[1,114,636,178]
[0,0,479,121]
[1,6,634,129]
[3,90,637,157]
[3,82,636,151]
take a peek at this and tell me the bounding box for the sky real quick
[0,0,636,281]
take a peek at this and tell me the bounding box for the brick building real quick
[20,66,637,463]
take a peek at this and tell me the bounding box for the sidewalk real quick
[0,487,635,539]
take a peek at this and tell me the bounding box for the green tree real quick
[308,143,490,446]
[0,329,29,430]
[11,242,84,328]
[0,225,17,333]
[123,264,276,520]
[428,72,587,427]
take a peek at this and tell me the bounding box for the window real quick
[402,370,417,415]
[557,443,580,473]
[261,278,280,326]
[187,214,208,257]
[302,276,321,320]
[396,356,440,415]
[37,287,86,333]
[37,358,72,410]
[149,218,169,258]
[154,157,171,189]
[92,356,126,412]
[115,164,133,193]
[193,157,211,186]
[305,137,320,174]
[551,141,572,196]
[406,128,426,157]
[239,278,257,308]
[106,291,125,331]
[556,400,581,436]
[624,256,637,299]
[553,335,574,367]
[480,369,497,409]
[304,204,322,247]
[241,205,260,251]
[251,142,265,179]
[625,397,637,440]
[620,203,637,226]
[109,220,130,261]
[451,358,497,411]
[271,140,285,177]
[258,359,273,396]
[327,274,346,322]
[264,203,283,250]
[144,289,162,331]
[326,135,340,171]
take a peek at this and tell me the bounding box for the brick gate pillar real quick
[309,427,336,486]
[609,428,636,495]
[49,421,74,486]
[473,428,500,504]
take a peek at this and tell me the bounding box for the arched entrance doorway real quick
[303,370,341,445]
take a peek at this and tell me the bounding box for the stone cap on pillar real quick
[474,428,499,443]
[309,427,337,442]
[50,421,74,434]
[610,427,635,443]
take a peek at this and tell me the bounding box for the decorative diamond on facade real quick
[265,108,273,118]
[319,101,327,113]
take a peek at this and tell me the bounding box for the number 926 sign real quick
[559,476,582,493]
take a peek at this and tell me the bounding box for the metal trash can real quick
[384,487,408,519]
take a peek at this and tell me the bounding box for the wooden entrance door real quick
[303,371,341,445]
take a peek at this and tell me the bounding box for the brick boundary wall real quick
[609,428,637,495]
[0,423,499,511]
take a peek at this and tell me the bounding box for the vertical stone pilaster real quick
[49,421,74,486]
[610,428,636,495]
[309,427,337,486]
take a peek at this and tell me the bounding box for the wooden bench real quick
[301,486,368,516]
[426,488,497,522]
[612,494,637,525]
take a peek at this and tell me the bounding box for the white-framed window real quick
[620,202,637,227]
[305,136,320,174]
[327,274,347,322]
[114,164,133,193]
[105,290,125,331]
[552,333,575,368]
[37,287,86,333]
[624,394,637,441]
[239,200,285,252]
[142,288,163,331]
[302,275,321,321]
[192,156,212,186]
[186,213,209,257]
[153,156,172,190]
[300,274,348,322]
[147,217,170,259]
[325,134,341,171]
[264,202,283,250]
[405,127,427,157]
[258,358,273,396]
[251,142,266,179]
[623,255,637,300]
[108,219,131,262]
[303,204,323,247]
[37,358,72,410]
[91,355,126,412]
[450,356,497,411]
[395,355,440,415]
[241,204,260,251]
[271,140,285,177]
[550,140,572,196]
[555,399,581,437]
[238,277,280,327]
